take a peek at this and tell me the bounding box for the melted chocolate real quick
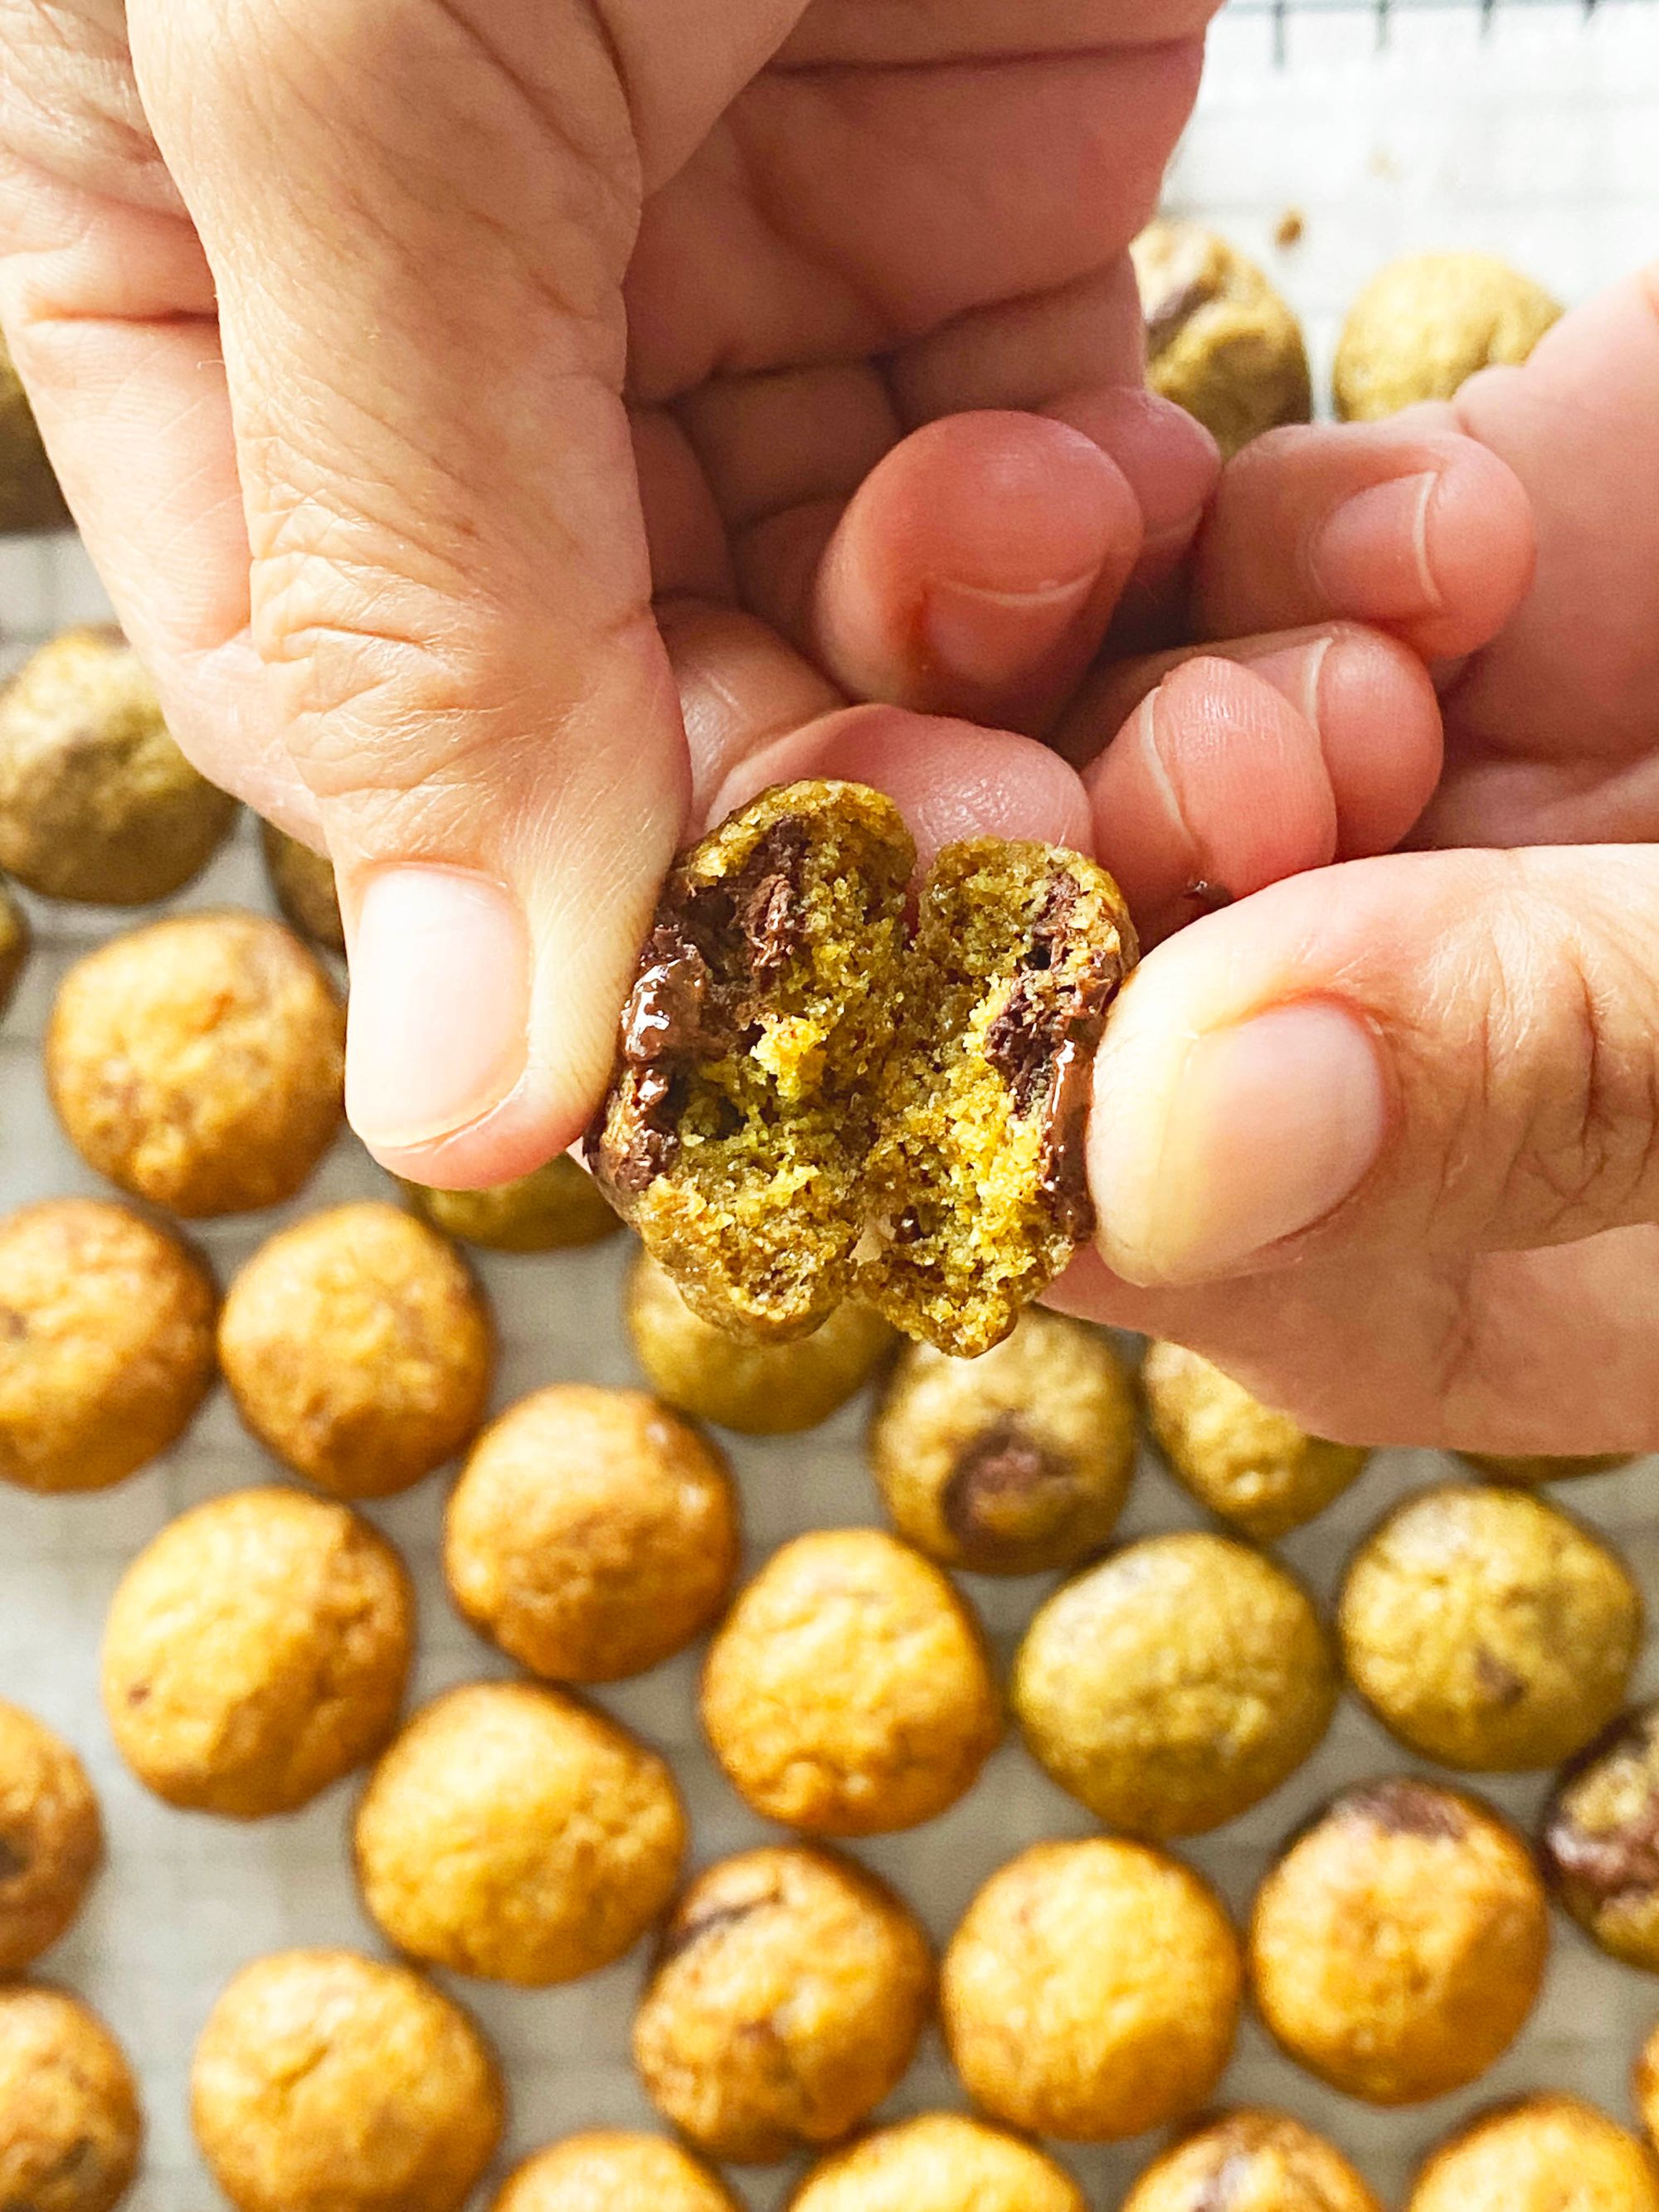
[1343,1778,1467,1842]
[1185,878,1236,913]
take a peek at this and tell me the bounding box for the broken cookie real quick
[586,781,913,1340]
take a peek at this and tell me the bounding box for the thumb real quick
[124,0,780,1184]
[1088,846,1659,1286]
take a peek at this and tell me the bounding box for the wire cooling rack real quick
[2,4,1659,2206]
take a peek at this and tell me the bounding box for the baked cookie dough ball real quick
[789,2114,1086,2212]
[0,1198,216,1493]
[0,1705,100,1973]
[1411,2094,1659,2212]
[47,912,345,1216]
[0,334,67,532]
[355,1680,684,1985]
[0,878,28,1019]
[0,629,235,905]
[1123,2110,1380,2212]
[1462,1448,1636,1485]
[1335,250,1562,420]
[701,1528,1001,1835]
[635,1845,932,2163]
[408,1156,620,1254]
[0,1986,140,2212]
[494,2134,738,2212]
[628,1249,890,1435]
[1132,218,1312,457]
[1542,1700,1659,1971]
[868,1309,1136,1574]
[1339,1483,1641,1770]
[1013,1532,1337,1839]
[941,1837,1241,2142]
[1248,1777,1549,2104]
[192,1948,502,2212]
[102,1487,413,1817]
[445,1384,740,1682]
[219,1203,494,1497]
[1141,1340,1369,1539]
[260,821,345,951]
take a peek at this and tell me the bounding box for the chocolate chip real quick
[734,820,810,980]
[621,926,712,1065]
[942,1420,1070,1562]
[1473,1648,1528,1708]
[1146,271,1223,352]
[0,1834,27,1883]
[661,1897,762,1962]
[1343,1778,1467,1841]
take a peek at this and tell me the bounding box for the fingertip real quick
[1306,625,1444,853]
[1047,382,1221,546]
[1413,441,1536,658]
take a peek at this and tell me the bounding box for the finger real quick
[810,411,1142,732]
[1087,845,1659,1291]
[1045,384,1219,639]
[1191,420,1535,660]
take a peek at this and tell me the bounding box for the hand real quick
[0,0,1222,1184]
[1059,270,1659,1458]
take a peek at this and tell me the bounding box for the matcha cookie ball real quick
[219,1203,494,1497]
[1411,2094,1659,2212]
[0,1704,100,1972]
[102,1487,413,1817]
[1013,1532,1337,1840]
[0,1198,216,1493]
[1335,250,1562,420]
[0,1986,140,2212]
[868,1309,1136,1574]
[789,2114,1086,2212]
[628,1249,891,1434]
[1339,1483,1641,1770]
[407,1157,620,1254]
[260,821,345,951]
[1462,1449,1635,1485]
[0,334,67,532]
[47,911,345,1216]
[1248,1778,1549,2105]
[634,1845,932,2163]
[701,1528,1001,1835]
[445,1383,740,1682]
[192,1948,503,2212]
[0,878,29,1019]
[1542,1700,1659,1971]
[1122,2110,1380,2212]
[0,629,235,904]
[1633,2027,1659,2159]
[355,1680,684,1985]
[941,1837,1242,2142]
[494,2134,739,2212]
[1141,1340,1370,1539]
[1132,218,1312,457]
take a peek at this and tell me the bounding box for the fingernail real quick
[1311,472,1443,619]
[1099,999,1387,1281]
[923,571,1098,691]
[1238,633,1335,727]
[346,866,529,1153]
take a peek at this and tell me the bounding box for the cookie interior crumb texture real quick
[46,910,346,1217]
[1131,216,1313,456]
[1121,2107,1383,2212]
[868,1309,1137,1574]
[1141,1338,1370,1539]
[260,820,345,952]
[1248,1777,1550,2105]
[191,1947,503,2212]
[0,1982,142,2212]
[0,1197,217,1494]
[1542,1699,1659,1972]
[1409,2093,1659,2211]
[0,628,236,904]
[941,1836,1243,2142]
[700,1527,1001,1835]
[354,1680,685,1986]
[444,1383,740,1683]
[586,780,915,1339]
[0,1703,101,1974]
[1333,250,1563,419]
[627,1248,893,1434]
[406,1157,620,1253]
[632,1844,933,2163]
[788,2112,1087,2212]
[493,2132,740,2212]
[862,839,1136,1357]
[102,1487,414,1818]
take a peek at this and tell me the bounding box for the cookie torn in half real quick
[586,782,914,1340]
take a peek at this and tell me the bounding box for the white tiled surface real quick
[3,7,1659,2204]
